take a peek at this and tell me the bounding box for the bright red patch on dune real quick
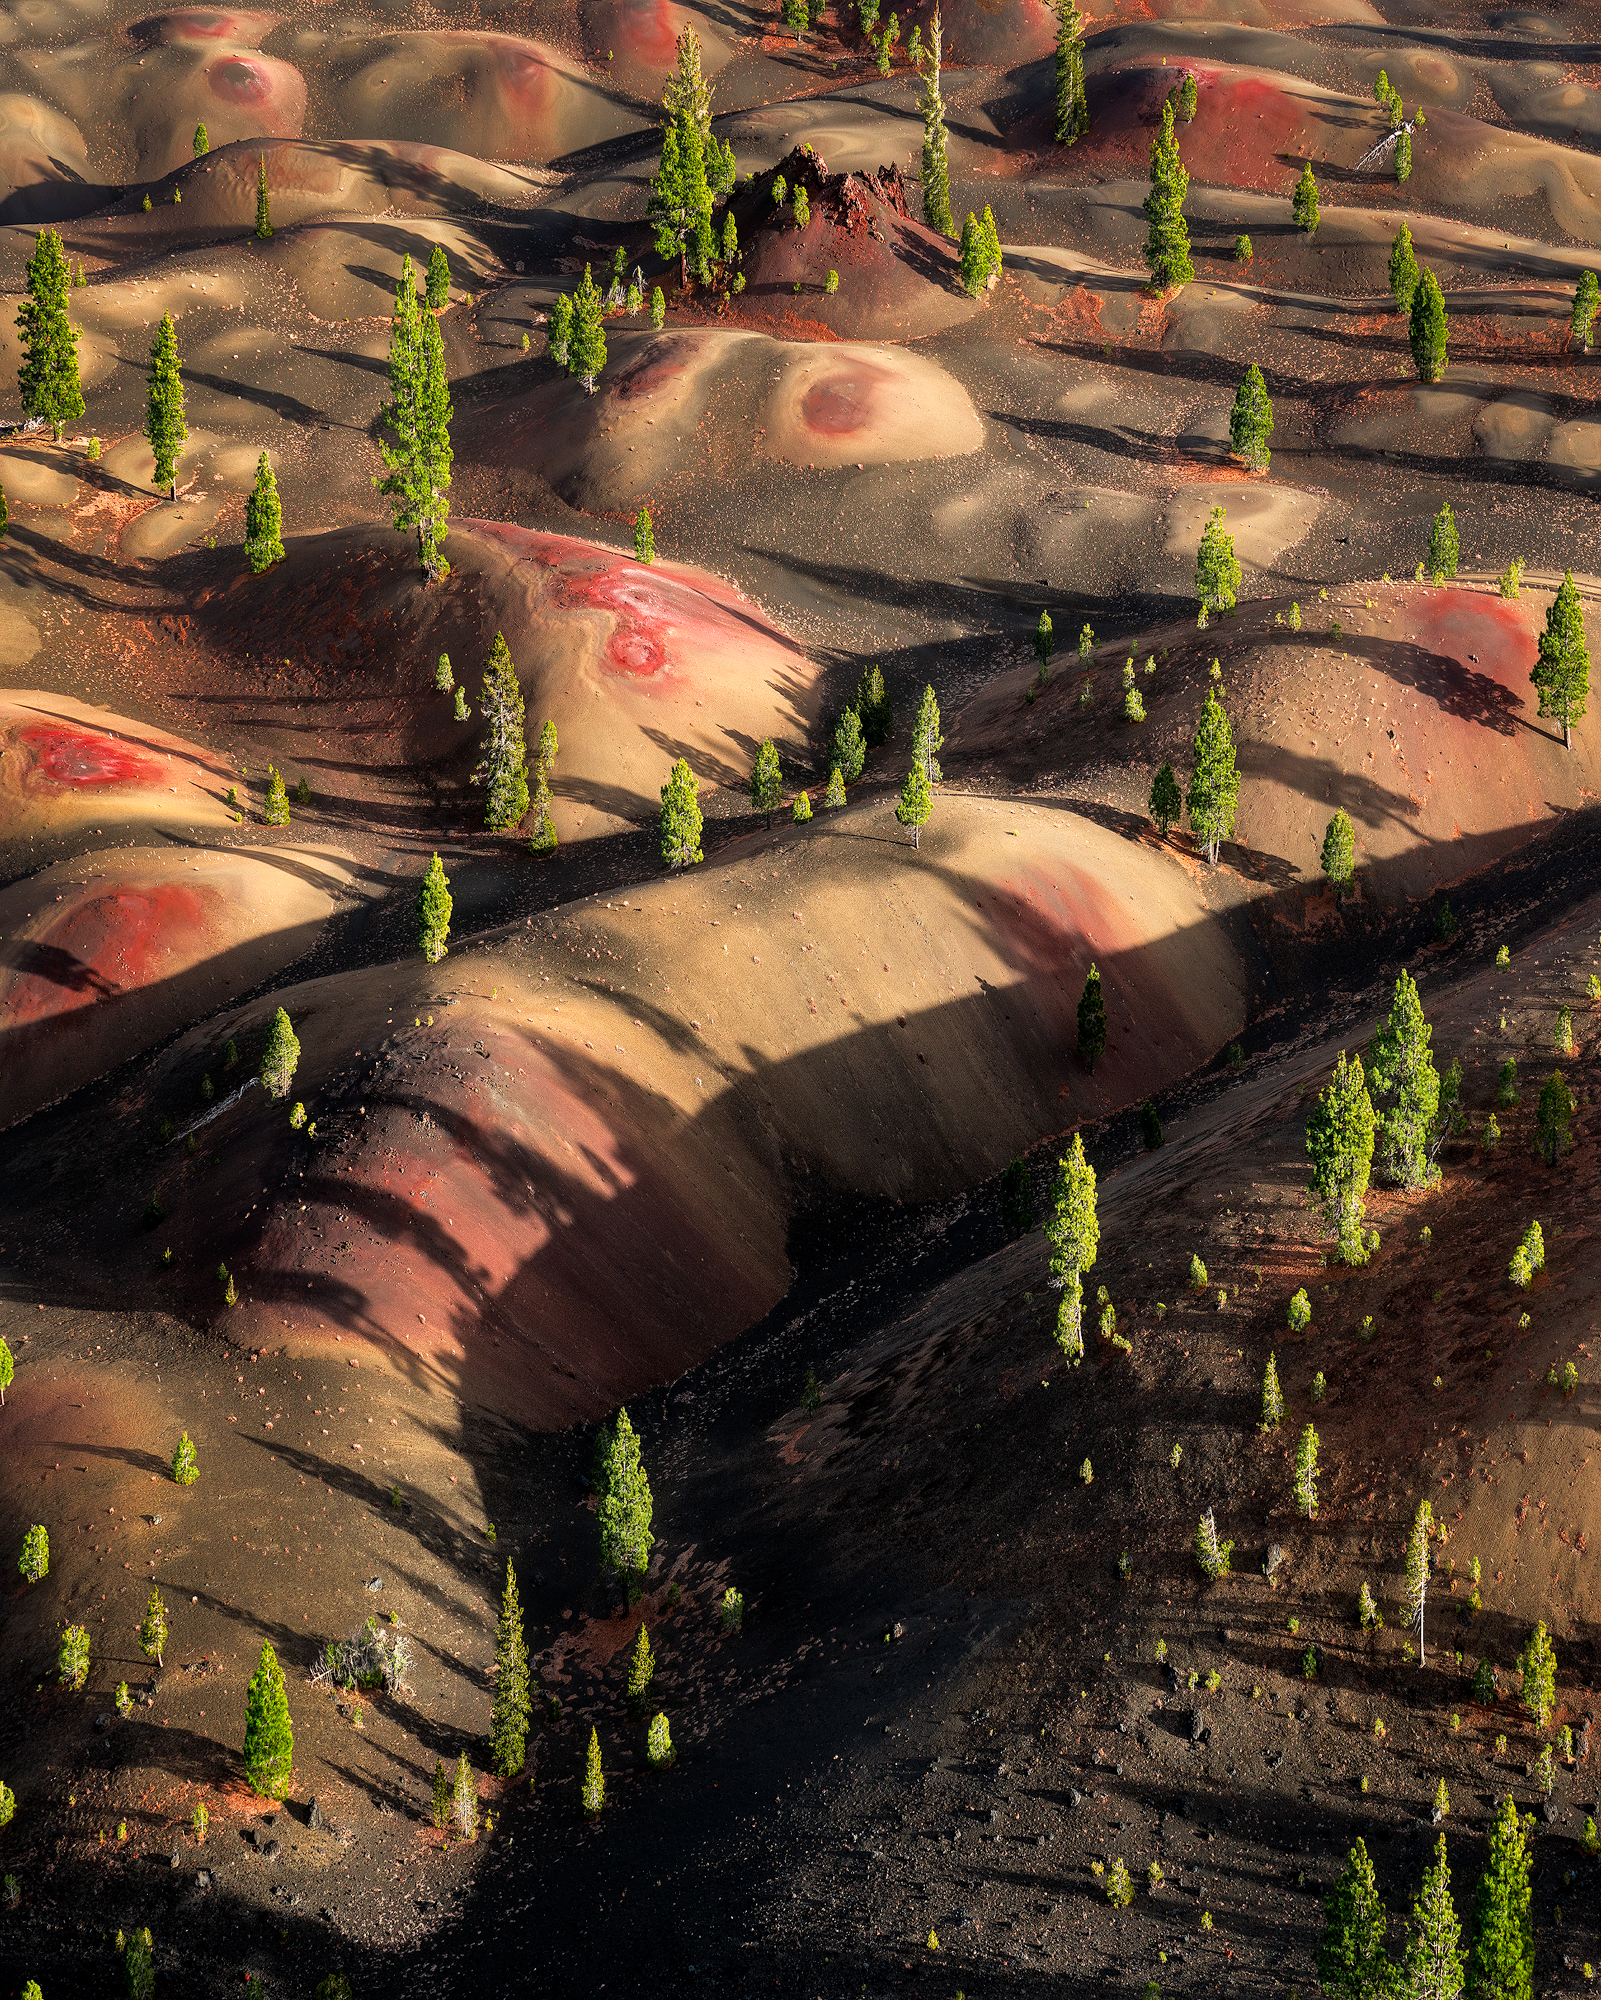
[17,723,164,789]
[595,0,684,68]
[612,345,690,403]
[800,360,895,437]
[2,884,210,1027]
[1183,74,1308,190]
[485,37,559,116]
[208,54,274,103]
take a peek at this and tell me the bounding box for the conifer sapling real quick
[260,1006,300,1099]
[908,11,953,237]
[582,1726,605,1815]
[1410,267,1449,383]
[1148,762,1182,838]
[1306,1050,1376,1264]
[833,705,867,783]
[489,1560,531,1778]
[19,1524,47,1582]
[911,684,943,784]
[144,311,187,498]
[1572,269,1600,350]
[1318,1837,1388,1999]
[59,1623,89,1689]
[1406,1497,1435,1665]
[243,1640,293,1797]
[139,1585,168,1668]
[1229,363,1274,472]
[472,633,529,830]
[647,1711,674,1767]
[895,762,932,847]
[1292,160,1319,233]
[823,767,847,809]
[1143,97,1192,289]
[1186,684,1239,865]
[1053,0,1088,144]
[1260,1351,1285,1431]
[1295,1422,1319,1518]
[452,1750,478,1837]
[1044,1133,1098,1363]
[193,122,209,155]
[1531,569,1589,750]
[627,1622,655,1706]
[659,758,704,869]
[431,1759,449,1829]
[1194,1507,1231,1580]
[243,450,284,573]
[171,1432,198,1486]
[17,227,85,441]
[1468,1795,1533,2000]
[634,505,655,564]
[596,1407,655,1585]
[426,243,450,310]
[1517,1620,1556,1726]
[750,739,782,827]
[1076,963,1106,1071]
[417,853,452,964]
[1536,1070,1574,1165]
[255,152,272,239]
[1321,808,1355,897]
[1368,969,1440,1190]
[0,1334,11,1405]
[1195,509,1241,619]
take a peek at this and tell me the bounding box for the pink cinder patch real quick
[613,345,689,402]
[800,365,892,437]
[601,0,683,69]
[208,54,273,104]
[17,724,163,790]
[159,10,269,42]
[486,37,559,117]
[2,884,210,1027]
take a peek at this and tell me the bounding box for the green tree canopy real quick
[1196,506,1241,618]
[1318,1838,1389,1999]
[1321,808,1355,895]
[1053,0,1088,143]
[1143,98,1192,289]
[417,853,452,964]
[909,12,953,237]
[1367,970,1440,1189]
[144,311,187,498]
[1306,1050,1376,1264]
[750,738,782,826]
[260,1006,300,1100]
[1531,570,1589,750]
[1468,1797,1533,2000]
[17,226,84,440]
[243,1640,294,1798]
[1292,160,1319,233]
[1149,762,1182,837]
[1229,363,1274,472]
[1186,685,1239,864]
[1076,963,1106,1071]
[596,1408,654,1581]
[1389,223,1419,314]
[244,449,284,573]
[895,761,932,846]
[426,242,450,310]
[472,633,529,831]
[489,1560,531,1777]
[660,758,704,868]
[1044,1133,1098,1362]
[1410,267,1449,382]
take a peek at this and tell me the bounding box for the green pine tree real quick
[750,739,782,826]
[375,253,452,581]
[909,11,953,237]
[1143,98,1192,289]
[1410,267,1449,383]
[193,122,209,155]
[895,761,932,847]
[1400,1833,1464,2000]
[144,311,186,498]
[263,764,290,826]
[426,243,450,310]
[414,310,453,579]
[1260,1351,1284,1431]
[651,285,666,329]
[1531,570,1589,749]
[1517,1620,1556,1725]
[1053,0,1088,143]
[597,1408,654,1583]
[0,1333,11,1403]
[1178,70,1198,120]
[527,718,559,858]
[1536,1068,1574,1166]
[1321,808,1355,896]
[1034,608,1054,677]
[660,758,704,868]
[472,633,529,830]
[489,1560,531,1778]
[417,852,452,963]
[567,264,608,392]
[958,213,986,298]
[255,152,272,240]
[1367,971,1440,1190]
[627,1623,655,1706]
[1186,685,1239,865]
[1468,1796,1533,2000]
[171,1432,198,1485]
[855,665,892,745]
[243,449,284,573]
[242,1640,293,1798]
[549,292,573,367]
[823,766,847,809]
[721,208,738,268]
[1044,1132,1098,1363]
[123,1924,155,2000]
[648,115,715,287]
[1389,223,1420,315]
[1306,1050,1376,1264]
[1295,1422,1319,1517]
[260,1005,300,1100]
[1195,506,1241,618]
[17,226,84,441]
[582,1726,605,1814]
[1292,160,1320,233]
[663,22,713,136]
[1076,963,1106,1071]
[635,505,655,563]
[1318,1837,1390,2000]
[833,705,866,783]
[139,1584,168,1667]
[1149,762,1182,838]
[451,1750,477,1837]
[912,684,943,784]
[1428,502,1459,581]
[1571,269,1599,350]
[1229,363,1273,472]
[431,1758,450,1829]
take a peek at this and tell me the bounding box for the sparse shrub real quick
[1556,1006,1576,1054]
[1311,1371,1326,1401]
[115,1678,133,1717]
[1188,1253,1207,1289]
[1117,1550,1131,1580]
[452,1751,478,1838]
[192,1799,208,1842]
[721,1587,744,1635]
[648,1712,674,1767]
[1235,233,1252,261]
[1169,1444,1181,1468]
[171,1433,198,1486]
[1106,1856,1134,1907]
[1194,1508,1232,1581]
[1495,1733,1507,1755]
[313,1614,413,1695]
[19,1524,48,1583]
[1286,1289,1311,1333]
[1496,944,1511,968]
[59,1624,89,1690]
[1518,1620,1557,1726]
[1500,558,1524,600]
[0,1783,13,1830]
[1148,1860,1165,1890]
[1498,1057,1519,1107]
[1260,1351,1285,1430]
[792,789,812,823]
[1079,1457,1093,1484]
[1303,1648,1319,1680]
[1359,1582,1382,1630]
[582,1727,605,1815]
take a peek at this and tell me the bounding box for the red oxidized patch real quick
[17,724,163,789]
[800,365,889,437]
[2,884,210,1026]
[208,54,273,103]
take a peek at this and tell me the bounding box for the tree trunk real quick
[1565,720,1572,749]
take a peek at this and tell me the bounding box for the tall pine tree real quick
[1053,0,1088,143]
[1229,363,1274,472]
[1306,1050,1376,1265]
[660,757,704,868]
[910,10,953,237]
[912,684,943,784]
[417,852,452,963]
[649,116,715,286]
[426,242,450,310]
[1195,505,1241,617]
[1400,1833,1464,2000]
[567,264,608,393]
[1367,970,1440,1190]
[1044,1132,1098,1363]
[17,226,84,441]
[415,309,453,577]
[896,761,932,846]
[244,449,284,573]
[1318,1838,1390,2000]
[1469,1797,1533,2000]
[1143,98,1192,291]
[1076,963,1106,1070]
[596,1408,654,1584]
[255,152,272,240]
[242,1640,293,1798]
[375,256,427,574]
[488,1560,531,1778]
[1186,685,1239,865]
[144,311,187,499]
[663,24,713,137]
[471,633,529,830]
[1531,570,1589,750]
[750,738,782,826]
[1410,267,1449,383]
[1389,223,1420,314]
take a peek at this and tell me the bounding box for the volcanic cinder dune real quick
[9,0,1601,1991]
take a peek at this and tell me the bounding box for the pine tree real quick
[568,264,608,392]
[1306,1050,1376,1263]
[649,116,715,287]
[833,704,866,783]
[651,285,666,329]
[426,243,450,310]
[417,853,452,964]
[1076,963,1106,1070]
[647,1711,674,1767]
[1321,808,1355,896]
[1194,1507,1232,1579]
[1143,99,1193,290]
[909,11,953,237]
[255,152,272,240]
[375,254,452,581]
[582,1726,605,1814]
[263,764,290,826]
[1571,269,1599,350]
[659,758,704,868]
[1517,1621,1556,1726]
[1405,1496,1434,1664]
[19,1523,48,1581]
[1260,1352,1285,1431]
[1318,1838,1390,2000]
[472,633,529,830]
[1179,70,1198,120]
[414,310,453,577]
[260,1005,300,1099]
[958,213,987,297]
[1368,971,1440,1190]
[720,208,738,269]
[745,738,782,826]
[1053,0,1088,143]
[549,292,573,367]
[823,766,847,808]
[1044,1132,1098,1362]
[144,311,186,498]
[1292,160,1319,234]
[856,665,892,745]
[1399,1834,1464,2000]
[912,684,943,784]
[635,505,655,563]
[431,1758,450,1829]
[1469,1796,1533,2000]
[451,1750,478,1837]
[139,1584,168,1668]
[453,686,468,722]
[489,1560,531,1778]
[627,1622,655,1706]
[17,227,84,441]
[1410,268,1449,383]
[1389,222,1420,314]
[896,761,932,847]
[0,1333,12,1404]
[1536,1069,1574,1166]
[193,122,209,155]
[1149,762,1182,837]
[1034,607,1054,678]
[1196,507,1241,618]
[1295,1422,1319,1518]
[597,1407,654,1582]
[243,1640,293,1798]
[243,449,284,573]
[171,1432,198,1485]
[123,1924,155,2000]
[1427,502,1459,581]
[1531,570,1589,750]
[663,24,713,138]
[1186,685,1239,865]
[1229,363,1274,472]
